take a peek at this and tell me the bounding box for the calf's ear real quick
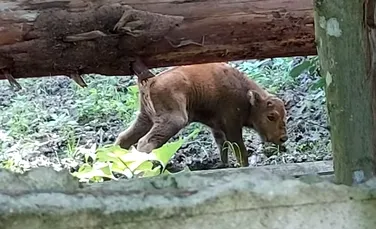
[247,90,262,106]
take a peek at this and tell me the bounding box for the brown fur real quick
[115,62,288,167]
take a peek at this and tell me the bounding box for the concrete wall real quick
[1,166,376,229]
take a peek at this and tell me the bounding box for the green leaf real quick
[186,128,200,141]
[142,165,163,177]
[111,162,128,173]
[107,145,130,157]
[127,85,139,94]
[307,65,317,75]
[134,161,154,171]
[309,77,326,91]
[72,162,116,181]
[95,145,127,165]
[289,60,311,78]
[118,148,158,164]
[110,163,135,179]
[99,164,114,177]
[96,150,122,164]
[125,159,153,174]
[163,166,190,175]
[152,137,184,168]
[73,126,201,181]
[76,163,93,173]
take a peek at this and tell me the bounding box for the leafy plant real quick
[124,85,140,111]
[309,76,326,91]
[222,141,243,166]
[232,57,299,93]
[73,76,139,124]
[289,56,324,91]
[72,128,200,182]
[0,58,331,178]
[289,57,317,78]
[65,130,80,158]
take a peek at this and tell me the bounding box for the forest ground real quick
[0,56,331,175]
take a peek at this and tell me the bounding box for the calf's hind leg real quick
[137,113,188,153]
[114,112,152,149]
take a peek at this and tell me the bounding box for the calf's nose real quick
[280,136,288,143]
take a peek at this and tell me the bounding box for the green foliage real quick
[0,97,44,137]
[310,77,326,91]
[222,141,242,166]
[1,158,14,170]
[65,128,80,158]
[72,75,139,124]
[232,57,298,93]
[0,58,330,178]
[0,76,141,168]
[72,128,200,182]
[290,59,315,78]
[289,56,324,91]
[124,85,140,111]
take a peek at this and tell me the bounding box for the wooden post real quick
[313,0,376,185]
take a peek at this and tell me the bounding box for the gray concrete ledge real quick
[1,166,376,229]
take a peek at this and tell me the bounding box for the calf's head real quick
[247,90,288,145]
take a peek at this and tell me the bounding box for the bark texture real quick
[314,0,376,185]
[0,0,315,79]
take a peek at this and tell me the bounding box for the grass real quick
[0,56,329,178]
[230,57,298,93]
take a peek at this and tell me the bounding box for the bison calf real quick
[115,62,288,167]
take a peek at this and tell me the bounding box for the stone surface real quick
[1,166,376,229]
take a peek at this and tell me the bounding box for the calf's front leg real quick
[114,112,152,149]
[137,113,188,153]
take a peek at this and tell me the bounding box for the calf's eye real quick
[267,114,276,121]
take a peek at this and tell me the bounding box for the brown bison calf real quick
[115,62,288,167]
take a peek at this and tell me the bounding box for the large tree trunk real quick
[314,0,376,185]
[0,0,315,80]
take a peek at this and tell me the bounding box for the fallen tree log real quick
[0,0,315,80]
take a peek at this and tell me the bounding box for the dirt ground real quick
[0,57,331,175]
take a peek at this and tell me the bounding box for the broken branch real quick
[2,69,21,91]
[130,57,155,82]
[69,74,87,87]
